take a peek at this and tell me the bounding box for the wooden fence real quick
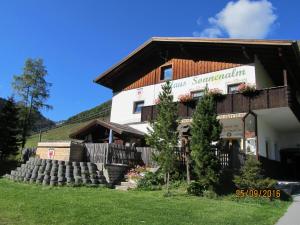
[84,143,138,166]
[84,143,235,169]
[84,143,108,164]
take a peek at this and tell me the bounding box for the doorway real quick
[280,149,300,181]
[223,138,244,169]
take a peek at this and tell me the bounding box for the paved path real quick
[276,195,300,225]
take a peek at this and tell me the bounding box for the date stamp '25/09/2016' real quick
[235,189,281,198]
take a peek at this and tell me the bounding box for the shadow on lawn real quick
[0,160,19,177]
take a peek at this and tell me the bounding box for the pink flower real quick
[178,93,193,103]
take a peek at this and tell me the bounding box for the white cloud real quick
[193,0,277,39]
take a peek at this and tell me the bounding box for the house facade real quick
[80,38,300,179]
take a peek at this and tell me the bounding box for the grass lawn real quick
[0,179,290,225]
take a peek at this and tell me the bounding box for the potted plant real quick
[208,88,224,100]
[237,83,257,96]
[178,93,193,103]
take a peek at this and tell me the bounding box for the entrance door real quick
[223,138,244,169]
[281,149,300,180]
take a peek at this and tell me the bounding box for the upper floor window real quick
[160,65,173,81]
[133,101,144,114]
[191,90,205,99]
[227,83,243,94]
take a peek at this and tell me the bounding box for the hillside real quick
[25,100,112,147]
[0,97,55,132]
[66,100,111,123]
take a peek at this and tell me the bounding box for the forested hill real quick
[66,100,111,123]
[0,97,55,132]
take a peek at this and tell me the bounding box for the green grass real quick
[25,121,91,147]
[0,179,290,225]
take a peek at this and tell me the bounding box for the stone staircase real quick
[115,181,137,191]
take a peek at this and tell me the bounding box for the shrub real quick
[137,171,164,190]
[187,181,206,196]
[233,155,276,190]
[203,190,218,199]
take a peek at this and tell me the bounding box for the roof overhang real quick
[94,37,300,90]
[69,119,145,140]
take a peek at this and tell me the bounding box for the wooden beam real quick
[283,69,288,86]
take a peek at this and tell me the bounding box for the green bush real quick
[187,181,206,196]
[137,171,164,190]
[233,156,276,190]
[203,190,218,199]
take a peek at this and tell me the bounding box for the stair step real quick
[115,185,129,191]
[120,181,137,188]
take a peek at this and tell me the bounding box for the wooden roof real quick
[94,37,300,89]
[69,119,145,139]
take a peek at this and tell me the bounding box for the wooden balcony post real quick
[283,69,288,86]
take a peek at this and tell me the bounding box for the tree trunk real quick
[21,92,34,149]
[166,172,170,194]
[184,138,191,184]
[186,153,191,184]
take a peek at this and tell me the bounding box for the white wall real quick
[257,116,280,161]
[111,64,256,125]
[255,56,274,89]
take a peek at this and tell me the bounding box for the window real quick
[133,101,144,114]
[227,83,243,94]
[160,65,173,80]
[191,90,204,99]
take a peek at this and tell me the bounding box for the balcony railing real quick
[141,86,300,122]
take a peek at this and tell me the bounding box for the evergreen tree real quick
[190,90,222,190]
[146,81,178,194]
[233,155,276,189]
[12,58,52,148]
[0,97,21,160]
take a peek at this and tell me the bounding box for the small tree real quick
[234,155,276,189]
[12,58,52,148]
[190,90,222,191]
[0,97,21,160]
[146,81,178,194]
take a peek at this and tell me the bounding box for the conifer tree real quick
[234,155,276,189]
[12,58,52,148]
[0,97,21,160]
[190,90,222,190]
[146,81,178,194]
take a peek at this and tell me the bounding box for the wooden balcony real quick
[141,86,300,122]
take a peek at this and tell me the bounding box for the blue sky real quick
[0,0,299,121]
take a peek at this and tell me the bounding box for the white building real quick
[74,38,300,179]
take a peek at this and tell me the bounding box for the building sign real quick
[136,88,143,99]
[220,118,244,138]
[217,113,246,120]
[47,148,55,159]
[169,65,254,90]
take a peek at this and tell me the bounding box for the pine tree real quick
[146,81,178,194]
[12,58,52,148]
[190,90,222,190]
[233,155,276,189]
[0,97,21,160]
